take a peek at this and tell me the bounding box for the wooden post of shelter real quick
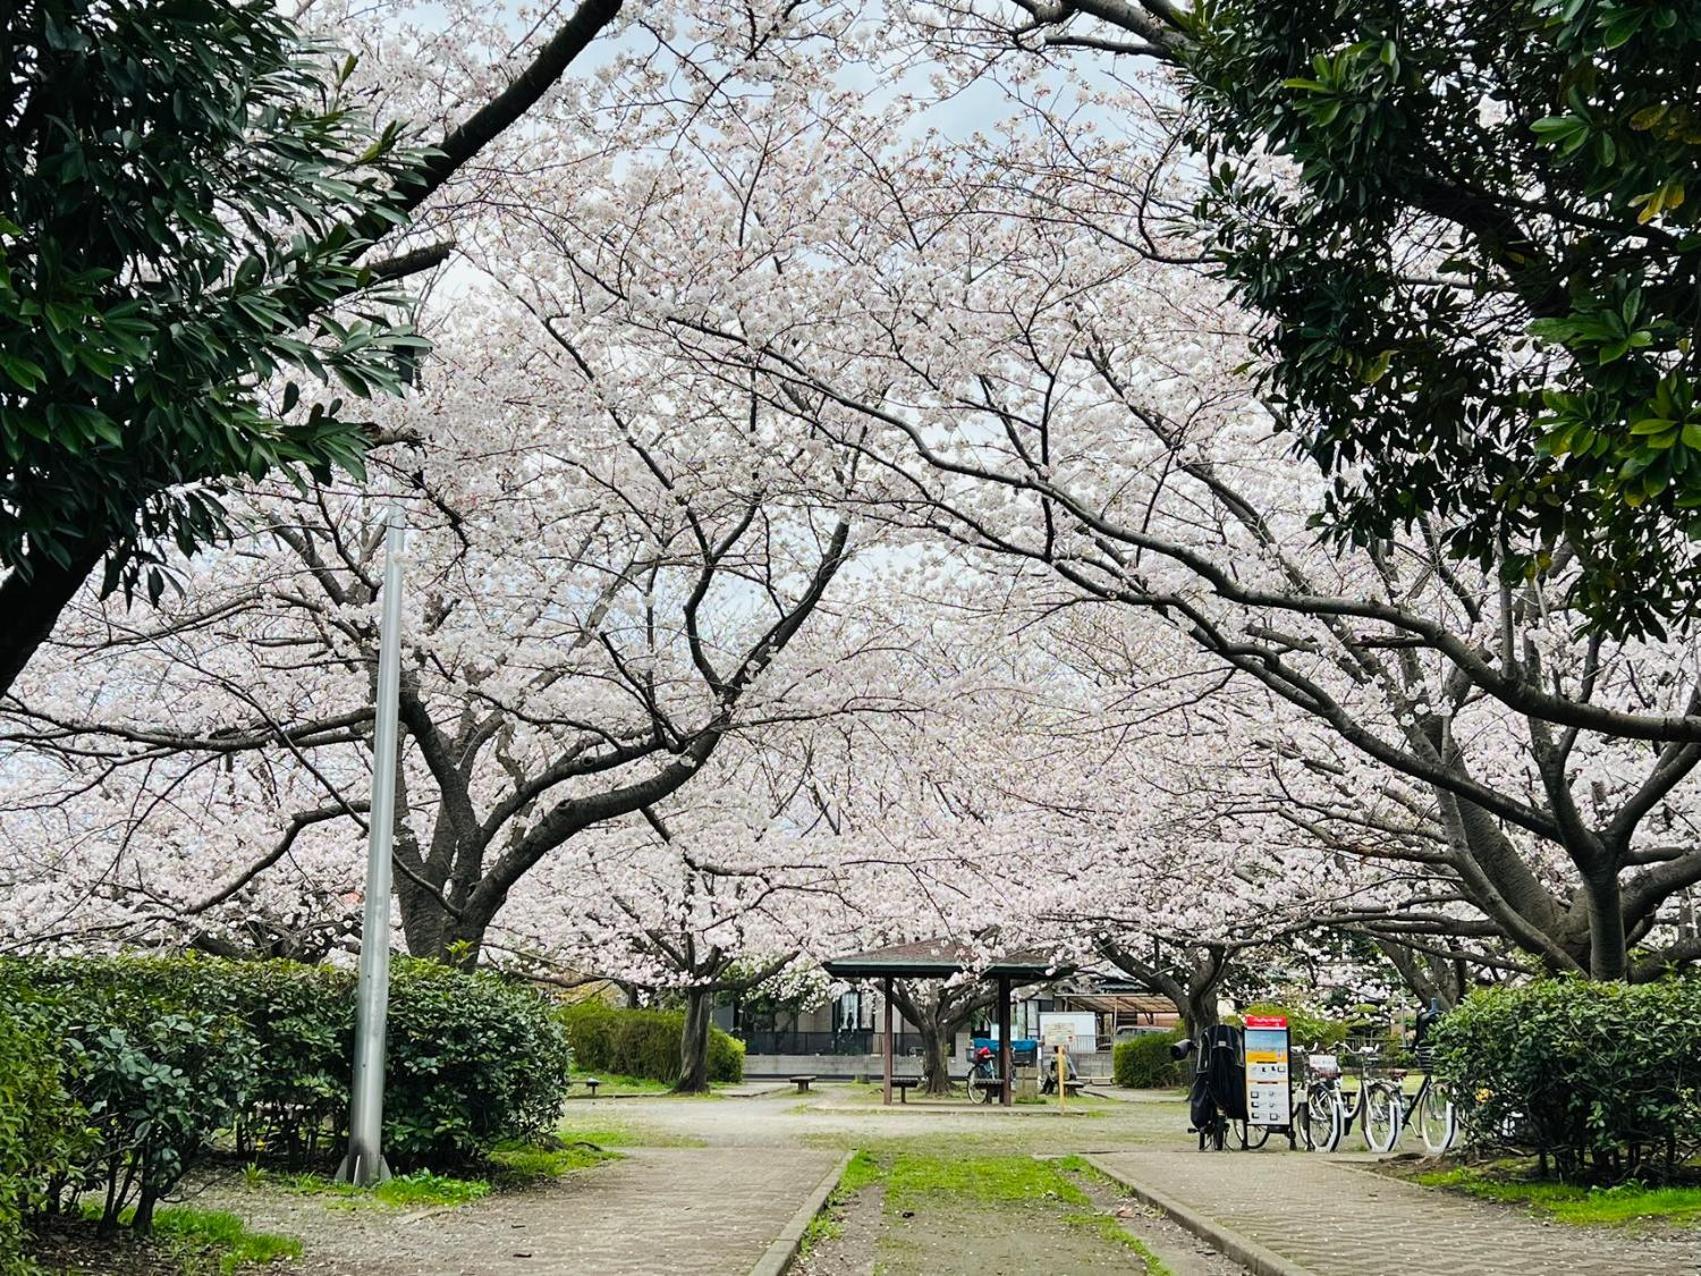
[997,974,1012,1107]
[882,975,894,1106]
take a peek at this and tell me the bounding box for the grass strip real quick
[1414,1165,1701,1227]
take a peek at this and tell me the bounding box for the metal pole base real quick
[333,1148,392,1187]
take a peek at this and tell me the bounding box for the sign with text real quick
[1242,1014,1291,1128]
[1039,1012,1095,1053]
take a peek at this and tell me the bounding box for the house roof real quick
[1054,992,1178,1016]
[821,937,1068,982]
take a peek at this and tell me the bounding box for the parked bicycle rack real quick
[1172,1015,1305,1152]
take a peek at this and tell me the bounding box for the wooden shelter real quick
[821,939,1067,1106]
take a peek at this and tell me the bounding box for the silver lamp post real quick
[337,503,406,1187]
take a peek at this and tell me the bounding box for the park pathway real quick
[225,1146,839,1276]
[1091,1150,1701,1276]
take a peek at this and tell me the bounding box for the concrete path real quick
[1092,1149,1701,1276]
[220,1146,841,1276]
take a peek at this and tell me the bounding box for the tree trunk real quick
[393,877,490,967]
[887,981,984,1095]
[396,874,450,959]
[1180,947,1228,1039]
[1183,980,1222,1039]
[675,989,713,1093]
[1584,872,1629,980]
[914,1014,954,1095]
[0,535,108,698]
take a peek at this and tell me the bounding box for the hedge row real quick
[558,1000,743,1085]
[0,955,571,1249]
[1431,977,1701,1182]
[1112,1029,1184,1088]
[0,999,81,1275]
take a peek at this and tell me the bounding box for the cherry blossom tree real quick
[0,269,868,968]
[523,76,1701,982]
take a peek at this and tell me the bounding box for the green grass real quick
[553,1119,705,1148]
[151,1207,301,1274]
[1062,1210,1174,1275]
[832,1146,1177,1271]
[488,1139,621,1184]
[839,1148,882,1194]
[798,1212,845,1257]
[259,1168,491,1209]
[1413,1165,1701,1227]
[568,1071,739,1097]
[570,1071,674,1095]
[242,1141,619,1211]
[881,1152,1090,1211]
[78,1204,300,1275]
[1052,1157,1175,1275]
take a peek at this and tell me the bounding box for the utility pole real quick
[337,504,405,1187]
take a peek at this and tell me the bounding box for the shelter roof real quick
[822,937,1066,982]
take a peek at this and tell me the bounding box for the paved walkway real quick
[1093,1150,1701,1276]
[218,1146,839,1275]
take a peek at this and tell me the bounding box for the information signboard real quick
[1038,1011,1096,1054]
[1242,1013,1291,1128]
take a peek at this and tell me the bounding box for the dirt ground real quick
[53,1086,1237,1276]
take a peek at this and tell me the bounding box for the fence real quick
[733,1029,933,1057]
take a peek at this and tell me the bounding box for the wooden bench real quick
[789,1074,817,1093]
[890,1077,922,1103]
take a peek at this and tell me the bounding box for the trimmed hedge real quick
[558,1001,744,1085]
[0,954,573,1239]
[1113,1029,1184,1088]
[0,1001,84,1273]
[1431,977,1701,1182]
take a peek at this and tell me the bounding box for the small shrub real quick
[1431,977,1701,1182]
[17,959,256,1232]
[1113,1030,1183,1088]
[0,998,85,1274]
[558,1002,744,1085]
[709,1027,746,1084]
[6,953,572,1192]
[383,959,573,1167]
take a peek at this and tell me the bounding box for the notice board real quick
[1242,1013,1291,1127]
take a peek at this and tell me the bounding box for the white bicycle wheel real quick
[1361,1080,1401,1153]
[1418,1081,1457,1154]
[1305,1082,1344,1152]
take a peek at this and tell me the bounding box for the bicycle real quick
[1289,1074,1333,1151]
[1363,1048,1457,1154]
[1230,1117,1271,1150]
[965,1045,999,1104]
[1301,1044,1387,1152]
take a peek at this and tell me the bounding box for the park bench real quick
[789,1074,816,1093]
[891,1077,921,1103]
